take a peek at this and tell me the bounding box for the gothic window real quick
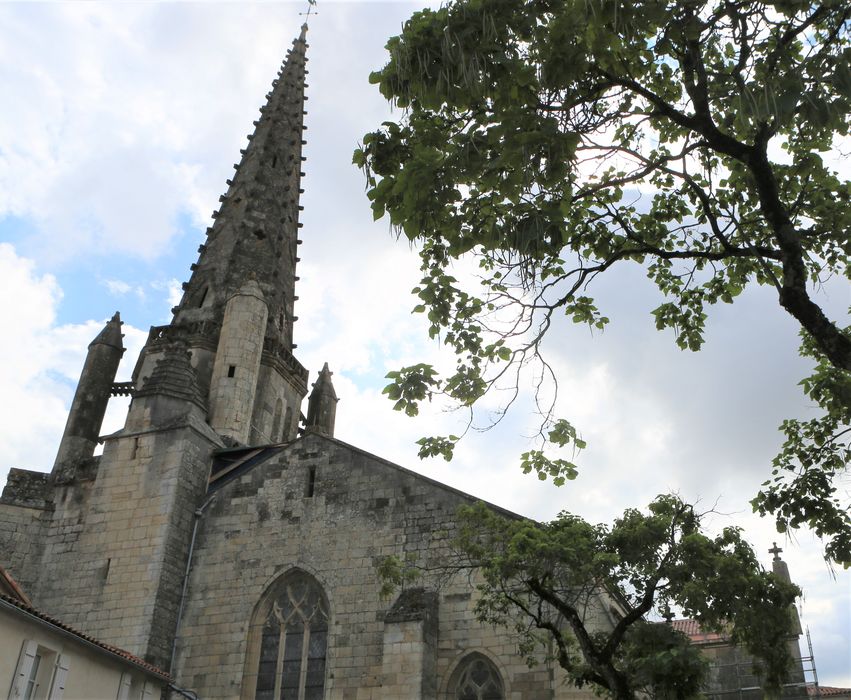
[449,653,504,700]
[253,570,329,700]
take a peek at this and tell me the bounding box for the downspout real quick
[169,492,218,676]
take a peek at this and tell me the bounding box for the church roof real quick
[208,429,527,522]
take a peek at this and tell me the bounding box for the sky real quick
[0,0,848,688]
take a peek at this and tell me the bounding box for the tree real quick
[354,0,851,563]
[381,495,801,699]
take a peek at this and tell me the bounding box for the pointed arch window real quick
[448,653,504,700]
[250,570,329,700]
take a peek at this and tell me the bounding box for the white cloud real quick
[104,279,132,295]
[0,244,146,480]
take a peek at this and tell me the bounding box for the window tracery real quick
[254,570,328,700]
[450,653,504,700]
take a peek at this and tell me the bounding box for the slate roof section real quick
[0,591,170,681]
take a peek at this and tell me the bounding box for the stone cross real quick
[768,542,783,560]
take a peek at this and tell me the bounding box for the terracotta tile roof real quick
[0,566,32,606]
[670,618,729,643]
[808,687,851,697]
[0,592,170,682]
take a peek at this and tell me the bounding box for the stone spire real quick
[306,363,338,437]
[172,24,309,351]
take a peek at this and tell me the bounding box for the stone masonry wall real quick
[30,394,220,671]
[208,283,268,444]
[172,433,604,699]
[250,360,304,444]
[0,469,101,601]
[0,498,49,595]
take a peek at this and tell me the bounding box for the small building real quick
[1,568,169,700]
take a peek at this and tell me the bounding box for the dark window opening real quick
[306,466,316,498]
[228,365,236,378]
[451,654,504,700]
[254,571,328,700]
[271,399,283,442]
[198,286,208,308]
[271,155,278,168]
[284,407,293,440]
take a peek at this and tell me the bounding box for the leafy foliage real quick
[357,0,851,562]
[381,495,800,699]
[753,329,851,564]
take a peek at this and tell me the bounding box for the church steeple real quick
[131,25,311,446]
[173,24,309,350]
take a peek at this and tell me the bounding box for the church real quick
[0,18,830,700]
[0,24,614,700]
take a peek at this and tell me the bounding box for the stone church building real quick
[0,25,616,700]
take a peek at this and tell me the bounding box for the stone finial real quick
[90,311,125,352]
[768,542,783,561]
[305,362,338,437]
[52,312,126,480]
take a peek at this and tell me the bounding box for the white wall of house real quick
[1,606,165,700]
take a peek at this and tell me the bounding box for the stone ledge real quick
[0,469,53,510]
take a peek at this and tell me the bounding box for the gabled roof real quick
[214,430,526,521]
[0,592,170,682]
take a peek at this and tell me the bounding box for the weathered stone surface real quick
[170,432,589,699]
[1,469,52,509]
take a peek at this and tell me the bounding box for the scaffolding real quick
[702,628,822,699]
